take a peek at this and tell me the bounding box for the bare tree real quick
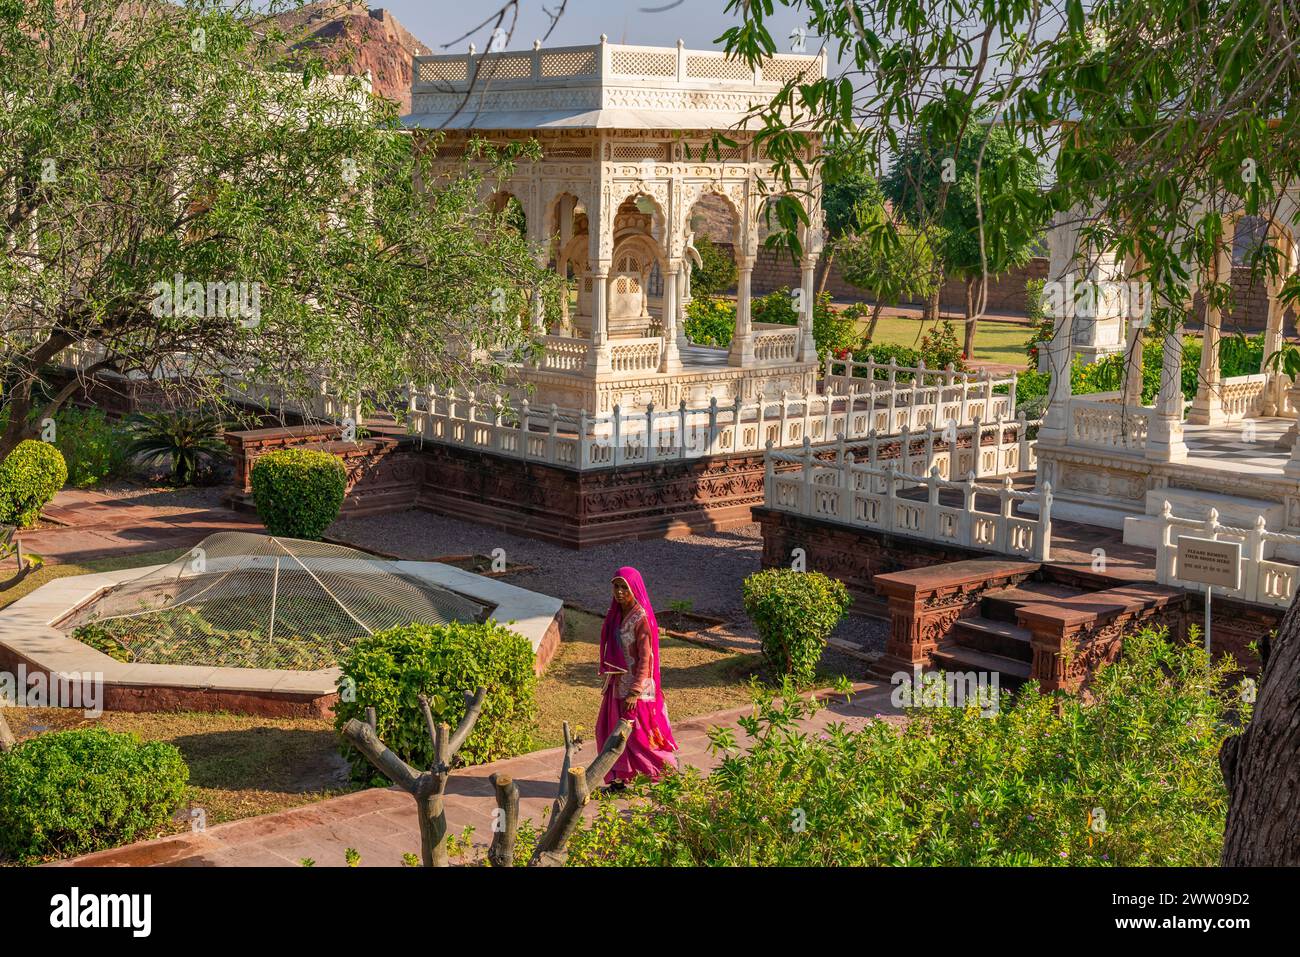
[341,689,631,867]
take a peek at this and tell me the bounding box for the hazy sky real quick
[379,0,813,56]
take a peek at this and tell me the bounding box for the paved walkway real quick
[59,681,902,867]
[22,488,261,565]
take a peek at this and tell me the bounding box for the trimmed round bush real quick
[335,621,538,782]
[250,447,346,540]
[742,568,851,686]
[0,728,188,862]
[0,439,68,528]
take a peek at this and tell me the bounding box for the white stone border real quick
[0,562,563,698]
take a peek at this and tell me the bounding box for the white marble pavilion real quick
[404,38,825,415]
[1034,196,1300,565]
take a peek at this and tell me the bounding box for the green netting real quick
[60,532,491,670]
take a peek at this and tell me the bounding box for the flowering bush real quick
[683,296,736,347]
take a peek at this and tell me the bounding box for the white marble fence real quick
[404,376,1031,470]
[824,354,1017,417]
[765,438,1053,561]
[1155,503,1300,608]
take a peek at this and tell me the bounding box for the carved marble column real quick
[1146,318,1189,461]
[797,256,817,362]
[586,264,611,375]
[1037,276,1075,447]
[1121,317,1146,406]
[728,255,755,366]
[1189,250,1227,425]
[660,262,683,373]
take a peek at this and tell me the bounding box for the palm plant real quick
[124,410,228,486]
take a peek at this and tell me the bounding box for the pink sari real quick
[596,566,679,784]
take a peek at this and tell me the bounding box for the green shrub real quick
[684,296,737,346]
[566,626,1239,866]
[0,728,188,862]
[752,288,857,363]
[251,447,346,540]
[0,439,68,527]
[125,409,228,486]
[689,236,738,297]
[849,342,923,380]
[742,568,850,686]
[335,621,538,782]
[54,407,130,488]
[920,320,966,370]
[1014,368,1051,418]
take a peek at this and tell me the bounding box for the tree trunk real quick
[0,329,78,461]
[924,275,943,324]
[1220,591,1300,865]
[816,247,836,296]
[962,276,980,359]
[866,301,885,342]
[0,712,15,753]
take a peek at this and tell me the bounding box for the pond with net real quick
[57,532,493,670]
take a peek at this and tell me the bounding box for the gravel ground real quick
[327,509,889,656]
[83,482,231,512]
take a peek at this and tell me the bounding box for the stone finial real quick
[468,42,476,55]
[677,38,684,48]
[533,39,542,50]
[600,33,608,43]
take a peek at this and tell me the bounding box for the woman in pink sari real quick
[596,566,678,788]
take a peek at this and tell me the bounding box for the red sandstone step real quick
[1015,582,1185,631]
[980,582,1087,623]
[930,641,1031,684]
[950,616,1034,662]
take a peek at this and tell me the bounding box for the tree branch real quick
[529,718,632,866]
[488,772,520,867]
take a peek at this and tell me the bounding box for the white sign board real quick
[1176,536,1242,590]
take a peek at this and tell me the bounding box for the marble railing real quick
[1220,373,1268,420]
[752,325,800,364]
[608,337,663,375]
[766,440,1052,561]
[405,386,1039,471]
[1155,503,1300,608]
[1068,397,1150,451]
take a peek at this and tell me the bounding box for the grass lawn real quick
[846,313,1034,368]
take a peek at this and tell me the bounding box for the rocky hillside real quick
[273,2,431,113]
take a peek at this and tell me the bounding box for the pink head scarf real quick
[598,566,663,693]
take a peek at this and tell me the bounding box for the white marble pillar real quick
[1260,278,1288,416]
[797,257,817,362]
[728,255,755,366]
[1037,277,1075,446]
[1188,299,1224,424]
[660,263,682,373]
[1146,317,1189,461]
[587,264,611,374]
[1121,317,1146,406]
[1189,250,1227,425]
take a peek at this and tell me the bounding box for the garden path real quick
[56,681,903,867]
[21,487,261,564]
